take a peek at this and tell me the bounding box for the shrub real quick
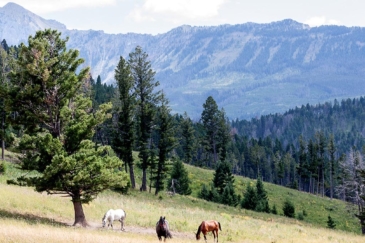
[297,212,304,220]
[0,160,6,174]
[241,184,257,210]
[271,204,278,214]
[283,199,295,218]
[327,215,336,229]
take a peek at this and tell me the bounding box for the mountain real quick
[0,2,66,45]
[2,3,365,120]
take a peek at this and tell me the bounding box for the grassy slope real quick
[184,164,360,233]
[0,155,363,242]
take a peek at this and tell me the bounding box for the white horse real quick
[102,209,126,231]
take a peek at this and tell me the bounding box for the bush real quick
[327,215,336,229]
[0,160,6,174]
[297,212,304,220]
[282,199,295,218]
[113,180,130,194]
[271,204,278,214]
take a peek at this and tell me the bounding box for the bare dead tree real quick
[336,148,365,234]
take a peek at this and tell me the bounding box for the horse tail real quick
[218,222,222,231]
[167,230,173,238]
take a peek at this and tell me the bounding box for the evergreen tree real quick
[112,56,136,188]
[181,112,195,164]
[209,185,221,203]
[255,177,270,213]
[169,158,192,195]
[128,46,161,191]
[241,183,257,210]
[5,29,129,227]
[217,108,231,162]
[297,136,308,191]
[198,184,210,201]
[327,215,336,229]
[328,134,336,199]
[201,96,220,166]
[0,41,10,160]
[283,199,295,218]
[307,139,318,194]
[213,161,235,194]
[271,204,278,214]
[155,93,176,195]
[221,182,239,206]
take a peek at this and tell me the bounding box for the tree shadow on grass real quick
[0,209,69,227]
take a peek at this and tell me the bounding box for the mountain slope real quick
[0,2,66,45]
[1,3,365,119]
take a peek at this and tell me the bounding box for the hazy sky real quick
[1,0,364,35]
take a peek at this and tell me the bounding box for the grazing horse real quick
[102,209,126,231]
[156,216,172,241]
[196,220,222,243]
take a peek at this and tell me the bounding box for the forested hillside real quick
[89,76,365,203]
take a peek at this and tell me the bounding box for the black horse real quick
[156,216,172,241]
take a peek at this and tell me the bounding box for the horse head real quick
[102,215,106,227]
[102,211,109,227]
[158,216,166,227]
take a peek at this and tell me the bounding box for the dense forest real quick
[1,29,365,232]
[91,75,365,197]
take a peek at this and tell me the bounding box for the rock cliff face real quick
[2,3,365,119]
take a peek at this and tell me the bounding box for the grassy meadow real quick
[0,155,364,242]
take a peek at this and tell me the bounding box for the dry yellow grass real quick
[0,183,364,243]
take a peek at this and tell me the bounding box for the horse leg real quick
[120,218,125,231]
[213,229,219,243]
[204,233,207,243]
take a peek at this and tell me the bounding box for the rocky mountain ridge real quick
[1,2,365,120]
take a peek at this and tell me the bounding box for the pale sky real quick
[1,0,364,35]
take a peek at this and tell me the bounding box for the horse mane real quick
[218,221,222,231]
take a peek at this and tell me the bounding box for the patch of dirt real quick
[80,221,196,240]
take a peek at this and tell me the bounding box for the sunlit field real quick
[0,180,364,243]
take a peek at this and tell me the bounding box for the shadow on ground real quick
[0,209,69,226]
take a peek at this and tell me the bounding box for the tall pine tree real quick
[181,112,195,164]
[154,93,176,195]
[128,46,161,191]
[113,55,136,188]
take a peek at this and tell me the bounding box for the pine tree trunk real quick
[1,113,4,160]
[72,197,88,227]
[141,168,147,191]
[330,169,333,199]
[129,164,136,189]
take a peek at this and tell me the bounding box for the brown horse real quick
[196,220,222,242]
[156,216,172,241]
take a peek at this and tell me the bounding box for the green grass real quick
[0,154,362,240]
[183,163,360,234]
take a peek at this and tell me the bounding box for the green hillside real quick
[1,152,361,236]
